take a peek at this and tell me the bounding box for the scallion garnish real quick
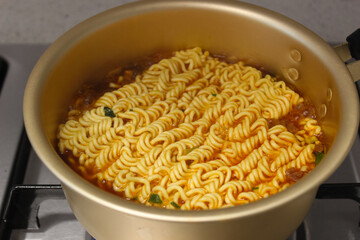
[170,201,181,209]
[211,93,217,97]
[252,187,259,190]
[104,106,116,118]
[129,108,134,112]
[149,193,162,204]
[315,152,325,166]
[184,147,197,155]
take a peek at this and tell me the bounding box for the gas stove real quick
[0,44,359,240]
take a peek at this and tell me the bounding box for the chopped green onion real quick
[149,193,162,204]
[104,106,116,118]
[305,136,318,144]
[315,152,325,166]
[252,187,259,190]
[129,108,134,112]
[170,201,180,209]
[211,93,217,97]
[184,147,197,155]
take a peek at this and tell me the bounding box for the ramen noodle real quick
[57,47,325,210]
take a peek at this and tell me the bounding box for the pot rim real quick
[23,0,359,222]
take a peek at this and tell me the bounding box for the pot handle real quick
[333,29,360,82]
[316,183,360,204]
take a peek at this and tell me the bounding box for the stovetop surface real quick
[0,44,359,240]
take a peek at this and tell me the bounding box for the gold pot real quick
[23,1,359,239]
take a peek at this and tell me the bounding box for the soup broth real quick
[57,47,325,210]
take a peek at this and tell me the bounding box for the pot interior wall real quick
[40,4,340,148]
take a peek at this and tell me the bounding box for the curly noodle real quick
[57,47,323,210]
